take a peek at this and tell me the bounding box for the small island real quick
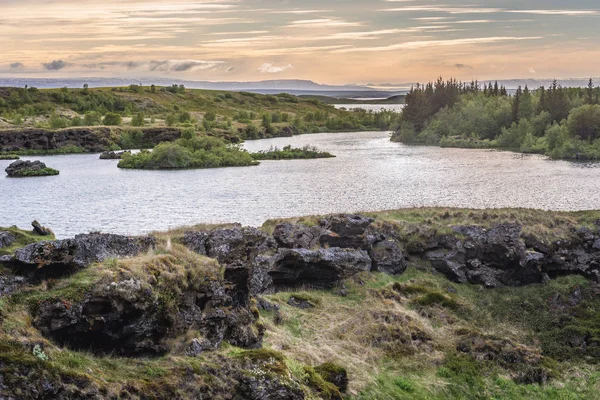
[100,150,131,160]
[251,145,335,160]
[5,160,59,177]
[118,129,258,170]
[0,154,20,160]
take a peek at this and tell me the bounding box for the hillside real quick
[0,85,400,154]
[1,209,599,399]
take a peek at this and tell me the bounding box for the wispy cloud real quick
[335,36,543,53]
[258,63,293,73]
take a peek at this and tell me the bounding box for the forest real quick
[393,78,600,160]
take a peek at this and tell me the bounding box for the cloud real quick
[258,63,293,73]
[455,63,473,69]
[10,62,24,70]
[529,68,536,73]
[335,36,543,53]
[82,59,225,72]
[286,18,363,28]
[42,60,70,70]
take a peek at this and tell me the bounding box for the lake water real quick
[1,131,600,238]
[333,104,404,112]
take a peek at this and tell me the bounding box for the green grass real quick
[0,154,19,160]
[0,225,55,256]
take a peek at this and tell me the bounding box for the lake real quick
[1,131,599,238]
[333,104,404,112]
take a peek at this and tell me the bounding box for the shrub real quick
[131,112,145,127]
[103,112,122,126]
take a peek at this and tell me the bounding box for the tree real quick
[518,86,533,121]
[49,113,69,129]
[512,86,522,123]
[83,83,89,94]
[131,112,145,127]
[567,104,600,142]
[150,84,156,94]
[587,78,596,105]
[103,112,122,126]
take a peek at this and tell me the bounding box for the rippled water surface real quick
[1,131,599,238]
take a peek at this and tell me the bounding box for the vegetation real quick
[0,85,401,150]
[0,225,55,256]
[393,77,600,160]
[7,167,59,177]
[0,154,19,160]
[2,208,600,398]
[117,128,258,170]
[251,145,335,160]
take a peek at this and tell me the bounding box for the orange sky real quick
[1,0,599,84]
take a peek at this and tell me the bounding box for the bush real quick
[83,111,102,126]
[49,113,69,129]
[131,112,145,127]
[103,112,122,126]
[204,111,216,122]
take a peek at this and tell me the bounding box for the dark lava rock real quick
[5,160,58,177]
[236,375,304,400]
[269,248,371,288]
[32,220,53,236]
[273,223,322,249]
[287,296,315,309]
[369,239,407,275]
[0,274,27,297]
[0,231,16,249]
[184,227,277,296]
[319,214,375,249]
[99,150,130,160]
[33,274,263,356]
[185,337,215,357]
[7,233,155,279]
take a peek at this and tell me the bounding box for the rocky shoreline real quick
[1,210,599,399]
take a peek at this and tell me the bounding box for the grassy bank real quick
[1,208,600,399]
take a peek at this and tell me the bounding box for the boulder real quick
[269,248,371,288]
[273,223,322,249]
[32,220,52,236]
[7,233,155,279]
[5,160,59,177]
[369,239,407,275]
[0,231,16,249]
[319,214,374,249]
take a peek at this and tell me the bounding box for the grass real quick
[0,154,19,160]
[2,209,600,398]
[0,225,55,256]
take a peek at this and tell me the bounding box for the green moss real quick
[0,154,19,160]
[412,292,461,311]
[304,366,342,400]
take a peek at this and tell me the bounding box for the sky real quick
[1,0,599,84]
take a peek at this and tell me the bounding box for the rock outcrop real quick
[5,233,155,279]
[424,223,600,287]
[33,268,263,356]
[0,127,182,153]
[99,150,130,159]
[5,160,59,177]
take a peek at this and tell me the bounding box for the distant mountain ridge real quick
[0,77,372,92]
